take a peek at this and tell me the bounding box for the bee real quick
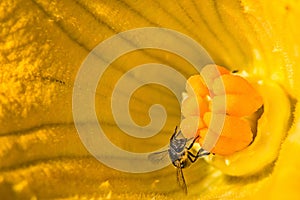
[148,127,210,194]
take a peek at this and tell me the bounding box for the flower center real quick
[180,65,264,156]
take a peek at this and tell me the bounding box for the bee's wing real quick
[175,162,188,194]
[148,149,170,164]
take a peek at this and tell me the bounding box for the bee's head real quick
[180,159,189,168]
[180,154,192,168]
[173,153,191,169]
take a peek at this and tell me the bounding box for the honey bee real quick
[148,127,210,194]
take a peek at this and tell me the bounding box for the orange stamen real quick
[213,74,262,96]
[200,65,230,92]
[181,95,209,117]
[200,112,253,155]
[211,94,263,117]
[180,65,264,155]
[186,75,208,97]
[180,116,205,138]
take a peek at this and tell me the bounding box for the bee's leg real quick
[186,135,200,150]
[187,152,198,163]
[187,151,201,163]
[197,148,210,157]
[174,126,178,133]
[170,126,179,140]
[187,148,210,163]
[173,126,185,138]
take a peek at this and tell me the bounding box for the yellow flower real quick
[0,0,299,199]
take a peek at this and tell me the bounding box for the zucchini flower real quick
[0,0,299,199]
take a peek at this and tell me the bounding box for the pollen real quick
[181,95,209,117]
[185,75,209,97]
[180,65,264,155]
[200,112,253,155]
